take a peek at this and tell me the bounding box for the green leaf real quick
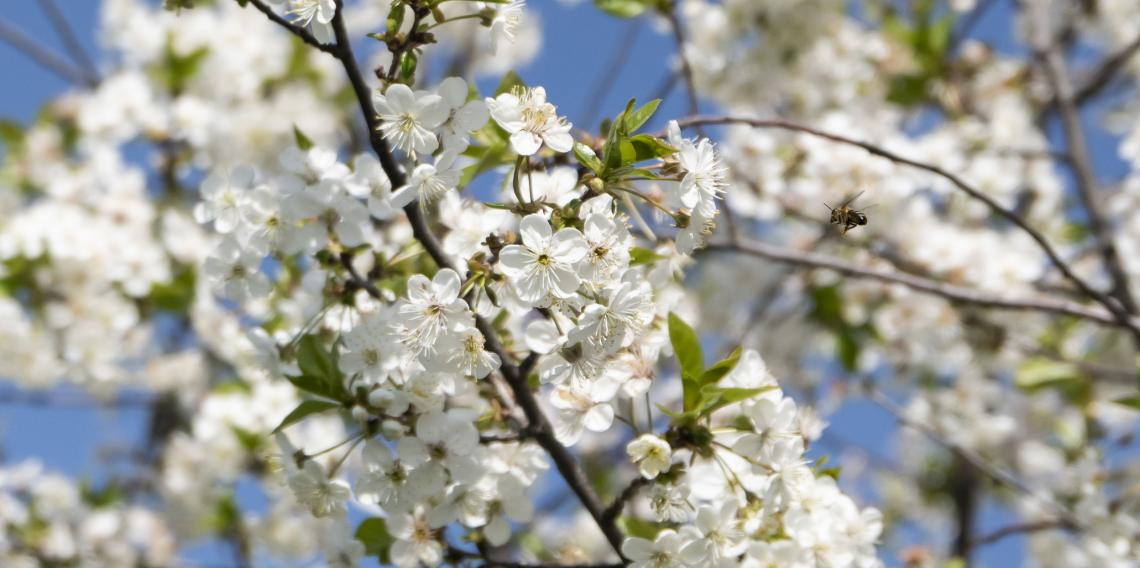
[573,142,604,173]
[158,40,209,94]
[149,266,196,312]
[1112,395,1140,410]
[699,385,777,415]
[356,518,395,562]
[668,313,703,379]
[700,347,742,386]
[398,52,417,83]
[288,335,349,401]
[1015,358,1083,392]
[272,400,342,434]
[0,119,25,154]
[230,426,264,452]
[595,0,652,18]
[459,140,509,187]
[669,313,704,411]
[387,1,406,34]
[629,246,665,266]
[293,125,314,150]
[495,70,526,96]
[628,134,677,161]
[618,514,665,539]
[624,99,661,132]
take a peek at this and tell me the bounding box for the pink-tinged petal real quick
[496,245,531,277]
[517,213,552,248]
[509,130,543,156]
[384,84,416,112]
[405,274,434,304]
[549,228,586,263]
[548,266,581,298]
[433,269,461,301]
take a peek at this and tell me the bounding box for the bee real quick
[825,191,875,235]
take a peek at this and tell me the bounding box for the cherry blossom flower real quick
[486,86,573,156]
[497,213,587,304]
[373,84,448,157]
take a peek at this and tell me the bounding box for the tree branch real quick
[663,4,699,118]
[1033,7,1138,318]
[244,0,338,56]
[674,115,1140,342]
[968,519,1072,550]
[242,2,629,559]
[602,477,651,526]
[866,386,1084,531]
[1074,30,1140,105]
[704,240,1137,329]
[0,17,94,86]
[36,0,98,83]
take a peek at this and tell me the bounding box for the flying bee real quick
[825,191,875,235]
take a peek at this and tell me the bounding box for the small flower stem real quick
[327,436,365,477]
[512,155,527,205]
[425,13,484,31]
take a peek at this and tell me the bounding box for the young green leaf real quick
[272,400,342,434]
[700,347,742,386]
[355,517,395,562]
[495,70,526,96]
[573,142,604,174]
[668,312,704,380]
[293,125,314,151]
[624,99,662,132]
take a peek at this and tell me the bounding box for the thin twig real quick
[601,477,651,526]
[244,0,338,56]
[866,386,1084,531]
[36,0,99,83]
[663,3,699,119]
[0,17,93,86]
[968,519,1072,549]
[1034,6,1138,319]
[704,239,1137,329]
[674,115,1140,341]
[581,19,643,129]
[1074,30,1140,105]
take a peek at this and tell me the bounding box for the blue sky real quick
[3,1,1122,566]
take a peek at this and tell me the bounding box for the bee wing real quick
[840,190,865,208]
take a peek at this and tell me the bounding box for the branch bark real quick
[1033,7,1138,318]
[674,115,1140,342]
[704,240,1137,329]
[245,0,628,558]
[0,17,94,86]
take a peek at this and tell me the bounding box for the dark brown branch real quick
[318,3,628,559]
[1034,13,1139,319]
[244,0,338,56]
[0,17,93,86]
[601,477,651,526]
[968,519,1072,550]
[705,240,1136,329]
[1074,31,1140,105]
[675,115,1140,342]
[36,0,98,83]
